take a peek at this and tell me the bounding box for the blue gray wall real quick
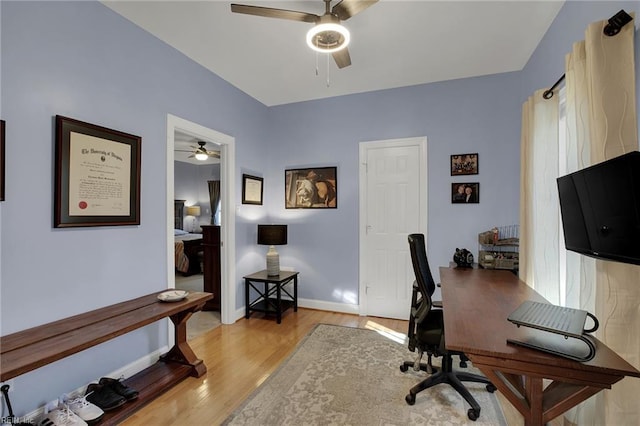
[0,0,270,413]
[265,72,523,302]
[1,0,638,416]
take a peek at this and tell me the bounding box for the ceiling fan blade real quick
[175,149,195,153]
[333,48,351,69]
[331,0,378,21]
[231,4,318,23]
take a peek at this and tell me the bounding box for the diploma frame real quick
[242,174,263,205]
[54,115,141,228]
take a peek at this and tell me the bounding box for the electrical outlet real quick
[1,379,15,392]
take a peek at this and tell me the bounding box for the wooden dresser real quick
[201,225,221,311]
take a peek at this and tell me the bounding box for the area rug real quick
[223,323,506,425]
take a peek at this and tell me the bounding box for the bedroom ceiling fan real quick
[230,0,378,69]
[175,141,220,161]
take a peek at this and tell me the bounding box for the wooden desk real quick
[440,267,640,426]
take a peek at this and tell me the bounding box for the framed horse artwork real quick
[285,167,337,209]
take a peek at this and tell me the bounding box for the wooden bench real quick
[0,290,213,425]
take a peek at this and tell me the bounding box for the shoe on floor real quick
[84,383,126,411]
[99,377,139,401]
[62,394,104,424]
[39,406,87,426]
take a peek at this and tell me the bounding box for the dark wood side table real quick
[244,270,298,324]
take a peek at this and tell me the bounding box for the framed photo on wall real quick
[242,174,263,205]
[285,167,337,209]
[451,153,478,176]
[54,115,141,228]
[452,182,479,204]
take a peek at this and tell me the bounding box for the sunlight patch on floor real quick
[364,320,407,344]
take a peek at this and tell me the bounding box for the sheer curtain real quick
[520,15,638,425]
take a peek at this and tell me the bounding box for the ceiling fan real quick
[230,0,378,69]
[175,141,220,161]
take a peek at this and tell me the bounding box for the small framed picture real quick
[451,153,478,176]
[452,182,479,204]
[242,174,263,205]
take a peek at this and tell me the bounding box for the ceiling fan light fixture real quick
[306,22,350,53]
[195,152,208,161]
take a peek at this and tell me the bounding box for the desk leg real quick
[472,360,608,426]
[161,304,207,377]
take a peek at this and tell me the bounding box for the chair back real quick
[408,233,437,307]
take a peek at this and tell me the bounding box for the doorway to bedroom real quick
[167,114,236,334]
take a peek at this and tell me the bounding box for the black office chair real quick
[400,233,496,421]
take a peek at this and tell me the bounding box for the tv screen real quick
[557,151,640,265]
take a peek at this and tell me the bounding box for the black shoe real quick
[99,377,139,401]
[85,383,126,411]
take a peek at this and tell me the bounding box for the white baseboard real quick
[23,347,168,423]
[298,298,360,315]
[233,299,360,323]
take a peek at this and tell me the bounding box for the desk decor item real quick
[242,174,263,205]
[453,248,474,267]
[54,115,141,228]
[285,167,337,208]
[451,153,478,176]
[257,224,288,276]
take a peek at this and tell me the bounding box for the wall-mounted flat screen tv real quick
[557,151,640,265]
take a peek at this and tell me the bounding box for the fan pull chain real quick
[326,53,330,87]
[315,50,319,76]
[315,38,319,76]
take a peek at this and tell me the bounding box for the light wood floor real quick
[118,309,405,425]
[121,308,522,425]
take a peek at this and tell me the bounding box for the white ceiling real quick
[103,0,564,107]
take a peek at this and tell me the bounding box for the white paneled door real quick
[359,137,427,319]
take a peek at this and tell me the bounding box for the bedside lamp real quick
[257,224,288,276]
[186,205,201,232]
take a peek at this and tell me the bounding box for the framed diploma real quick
[242,174,263,205]
[54,115,141,227]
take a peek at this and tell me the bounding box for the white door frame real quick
[166,114,236,326]
[358,136,428,316]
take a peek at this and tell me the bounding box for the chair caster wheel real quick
[486,384,497,393]
[400,364,408,372]
[467,408,479,421]
[405,393,416,405]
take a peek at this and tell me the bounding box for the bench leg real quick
[160,306,207,377]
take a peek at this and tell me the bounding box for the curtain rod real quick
[542,9,633,100]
